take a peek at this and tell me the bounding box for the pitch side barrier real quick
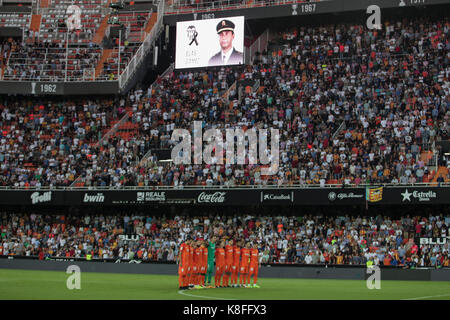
[1,256,449,281]
[0,185,449,206]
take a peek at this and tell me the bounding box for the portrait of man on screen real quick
[208,19,243,67]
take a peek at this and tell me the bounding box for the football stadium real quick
[0,0,449,305]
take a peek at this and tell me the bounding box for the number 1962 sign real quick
[31,82,62,95]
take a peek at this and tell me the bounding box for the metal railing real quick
[222,80,236,103]
[96,111,130,148]
[105,24,111,38]
[118,0,164,91]
[69,111,132,187]
[3,0,36,2]
[1,182,449,191]
[332,120,346,140]
[1,2,159,85]
[4,48,105,81]
[160,62,174,78]
[252,78,260,92]
[137,63,174,167]
[117,10,152,39]
[140,10,153,41]
[165,0,326,14]
[245,29,270,65]
[1,75,112,81]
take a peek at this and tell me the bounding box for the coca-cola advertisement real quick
[197,192,227,203]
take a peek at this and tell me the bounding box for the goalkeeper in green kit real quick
[205,236,217,287]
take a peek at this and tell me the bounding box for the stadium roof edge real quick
[162,0,450,25]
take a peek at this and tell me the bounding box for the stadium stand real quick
[2,0,108,81]
[4,41,102,81]
[0,16,449,187]
[81,17,450,187]
[0,210,449,267]
[0,0,156,81]
[0,12,30,28]
[98,9,156,80]
[0,38,18,79]
[117,11,152,42]
[38,0,104,44]
[0,95,135,187]
[100,39,141,80]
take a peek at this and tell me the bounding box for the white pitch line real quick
[402,293,450,300]
[178,290,237,300]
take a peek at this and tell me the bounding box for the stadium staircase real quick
[141,12,157,41]
[70,114,142,187]
[222,81,236,104]
[97,111,139,144]
[117,0,164,92]
[28,14,42,42]
[93,15,110,44]
[70,108,136,187]
[94,48,113,79]
[0,45,9,79]
[113,119,140,141]
[40,0,50,8]
[419,150,436,182]
[331,120,346,140]
[432,166,449,183]
[420,150,433,163]
[102,46,132,79]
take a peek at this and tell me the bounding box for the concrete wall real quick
[1,259,449,281]
[0,259,178,276]
[259,266,366,280]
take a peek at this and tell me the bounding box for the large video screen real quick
[175,16,244,69]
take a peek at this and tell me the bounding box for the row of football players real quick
[177,237,260,289]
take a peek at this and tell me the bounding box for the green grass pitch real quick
[0,269,449,300]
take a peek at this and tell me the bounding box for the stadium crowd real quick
[0,211,449,268]
[0,95,147,187]
[0,17,449,187]
[3,40,102,81]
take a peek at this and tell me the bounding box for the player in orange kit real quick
[248,243,260,288]
[193,240,203,288]
[223,239,234,287]
[187,240,195,288]
[240,242,251,287]
[199,240,208,288]
[215,240,226,288]
[231,239,241,287]
[177,240,189,290]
